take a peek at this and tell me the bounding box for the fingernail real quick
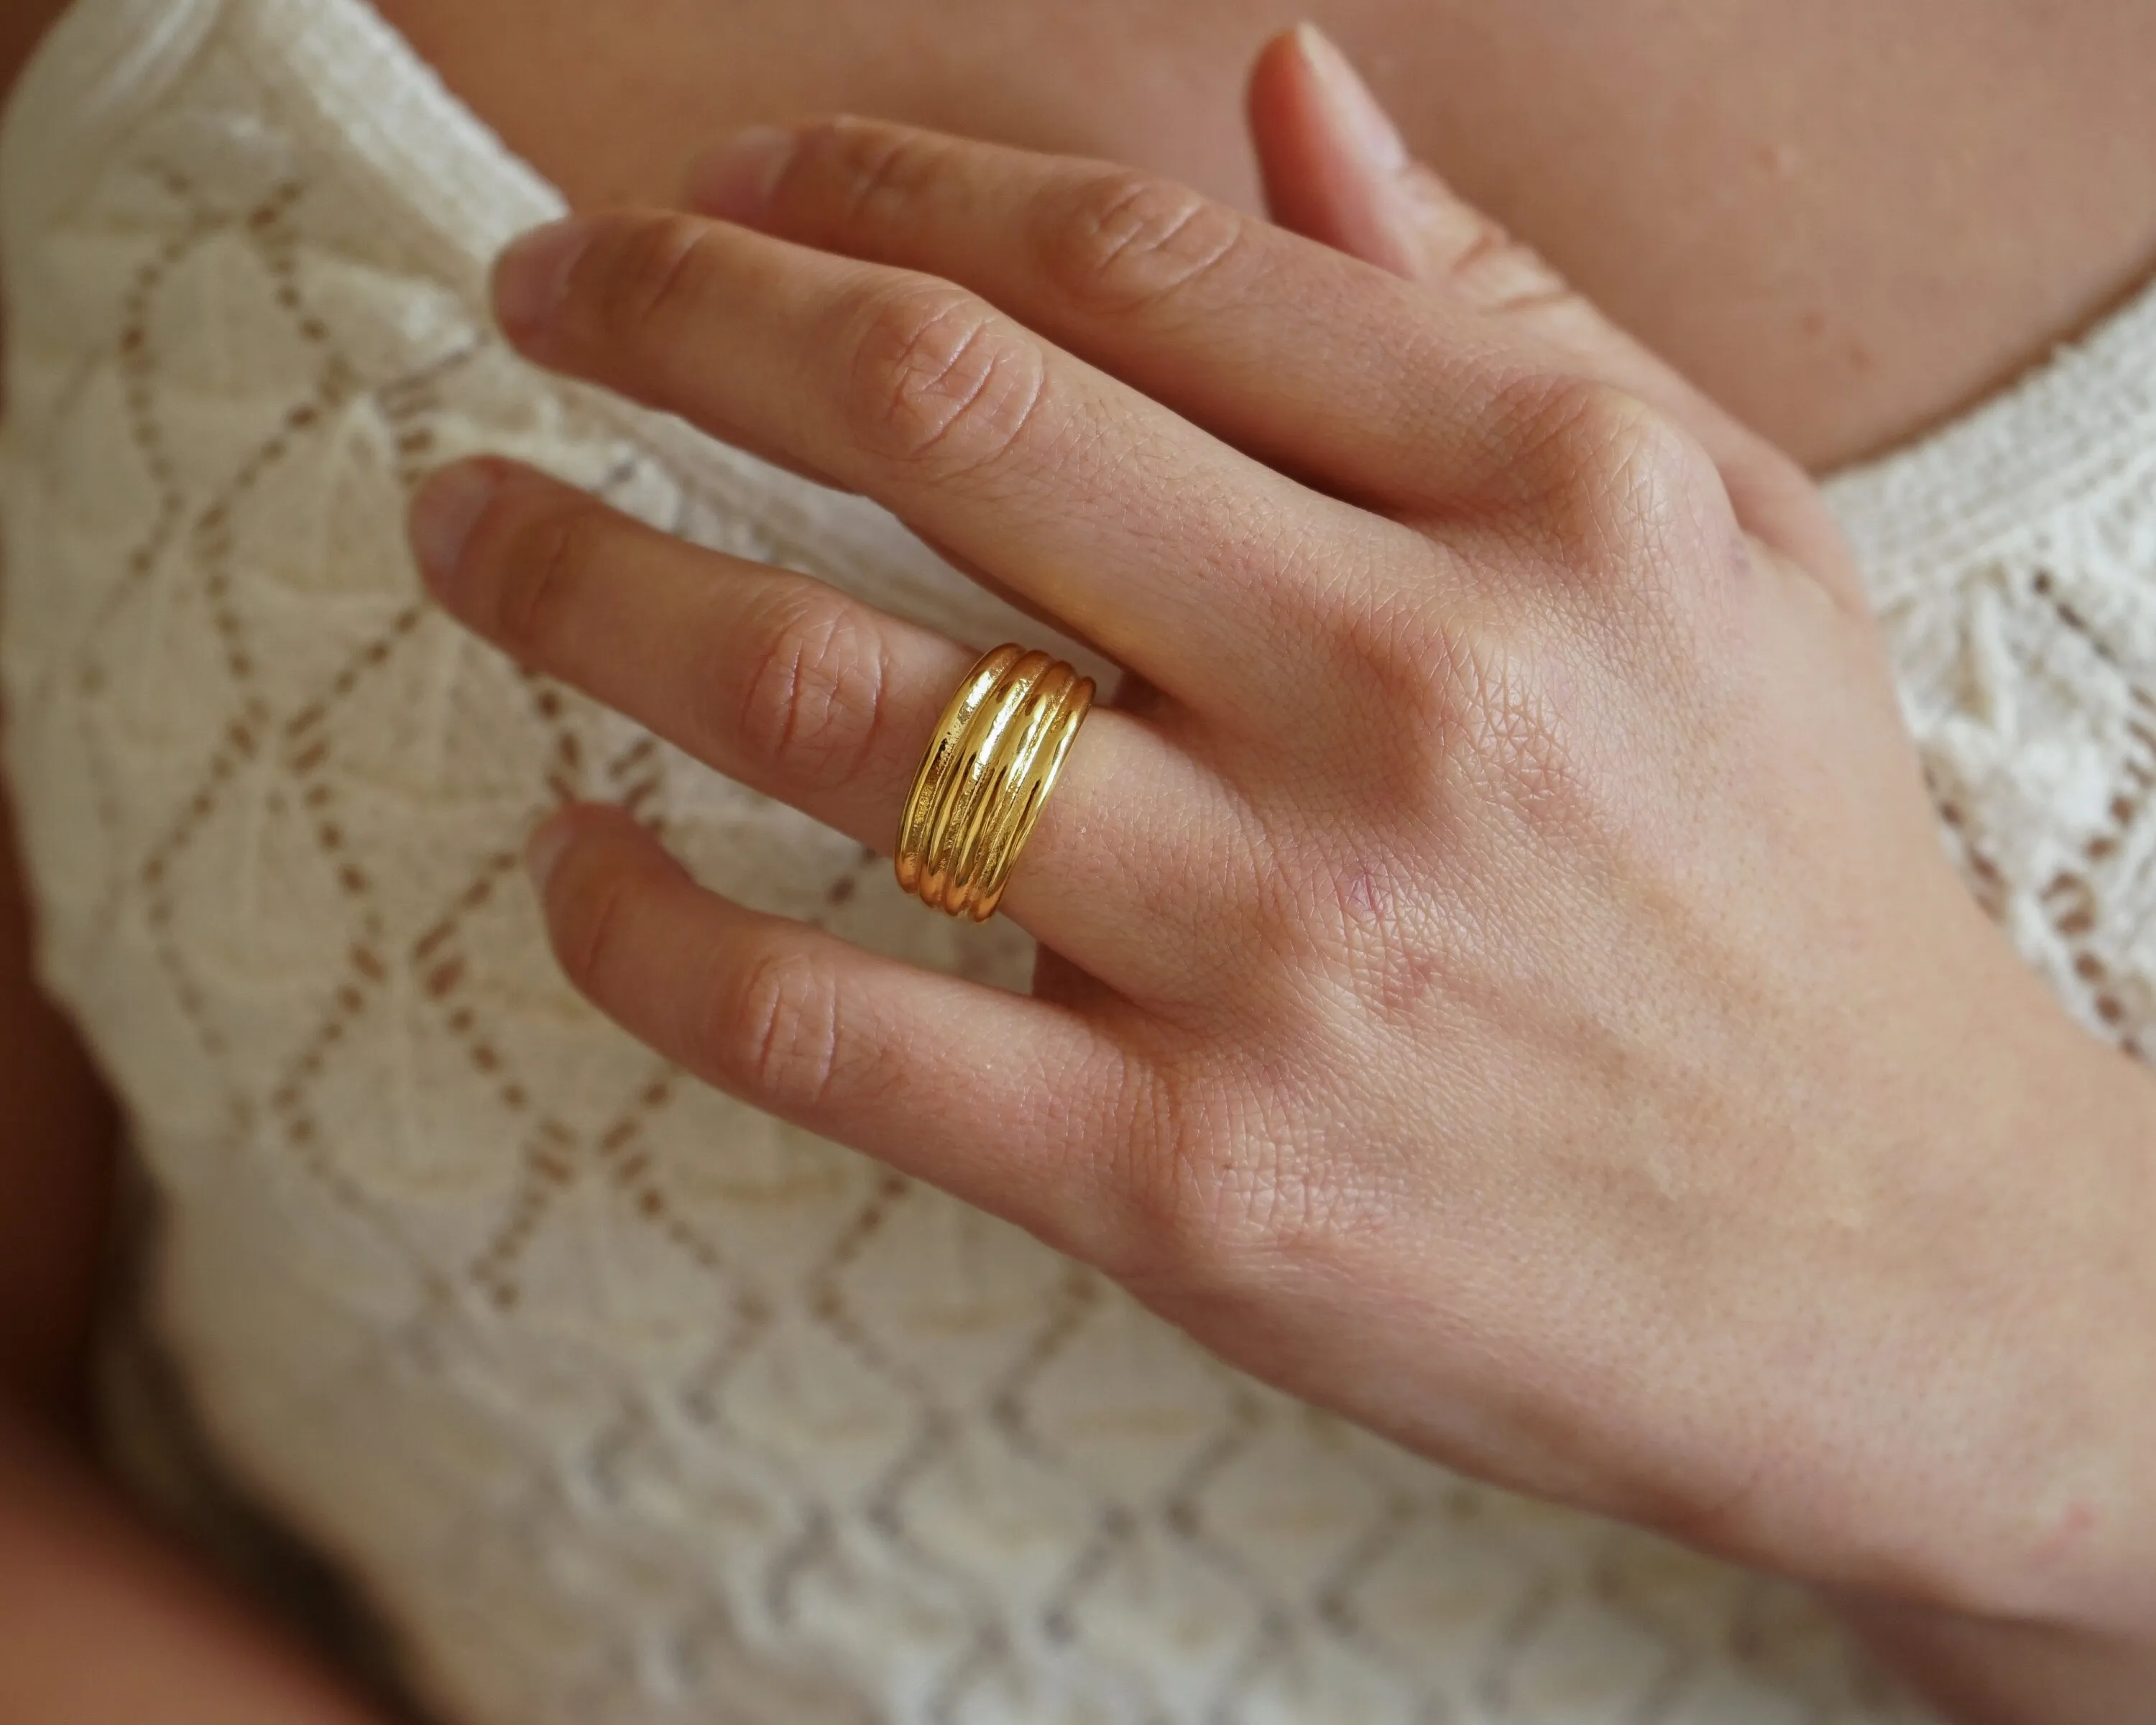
[524,812,577,895]
[684,125,797,225]
[493,218,593,336]
[409,460,500,599]
[1293,22,1407,175]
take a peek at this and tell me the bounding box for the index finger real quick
[489,207,1410,718]
[683,116,1549,516]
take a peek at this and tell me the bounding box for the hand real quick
[407,23,2156,1660]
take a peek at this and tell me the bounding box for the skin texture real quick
[1,4,2155,1721]
[407,34,2156,1720]
[370,0,2156,471]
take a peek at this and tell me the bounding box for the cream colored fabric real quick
[9,0,2149,1719]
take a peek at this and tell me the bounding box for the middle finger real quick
[410,457,1238,996]
[488,206,1415,718]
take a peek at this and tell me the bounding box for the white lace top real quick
[6,1,2154,1720]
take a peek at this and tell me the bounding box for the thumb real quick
[1250,24,1555,309]
[1248,25,1856,598]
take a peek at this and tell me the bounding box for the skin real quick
[412,47,2156,1718]
[2,5,2155,1721]
[371,0,2156,472]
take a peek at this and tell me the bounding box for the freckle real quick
[1800,308,1827,339]
[1756,141,1800,179]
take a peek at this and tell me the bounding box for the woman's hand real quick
[407,22,2156,1669]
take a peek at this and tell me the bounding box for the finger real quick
[488,207,1402,713]
[675,83,1855,608]
[524,802,1135,1262]
[1248,24,1861,601]
[681,114,1552,522]
[681,117,1797,632]
[1249,26,1569,315]
[412,458,1238,997]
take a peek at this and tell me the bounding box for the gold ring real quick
[895,643,1095,921]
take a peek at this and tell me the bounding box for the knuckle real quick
[728,584,893,789]
[1332,588,1479,748]
[839,278,1049,477]
[1099,1072,1220,1289]
[1044,170,1248,314]
[493,499,608,653]
[794,116,946,225]
[1108,1067,1354,1302]
[1498,376,1706,576]
[577,212,721,345]
[1330,597,1572,819]
[705,940,848,1114]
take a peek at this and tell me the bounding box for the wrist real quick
[1873,986,2156,1640]
[1692,949,2156,1648]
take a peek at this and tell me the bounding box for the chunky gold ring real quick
[895,643,1095,921]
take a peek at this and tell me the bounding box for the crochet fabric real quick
[8,0,2151,1720]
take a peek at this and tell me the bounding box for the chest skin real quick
[9,0,2156,464]
[359,0,2156,471]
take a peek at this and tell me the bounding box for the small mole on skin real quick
[1756,141,1801,180]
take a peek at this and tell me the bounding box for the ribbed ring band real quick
[895,644,1095,921]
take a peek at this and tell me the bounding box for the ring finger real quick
[410,456,1240,995]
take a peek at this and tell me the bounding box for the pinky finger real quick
[524,803,1133,1254]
